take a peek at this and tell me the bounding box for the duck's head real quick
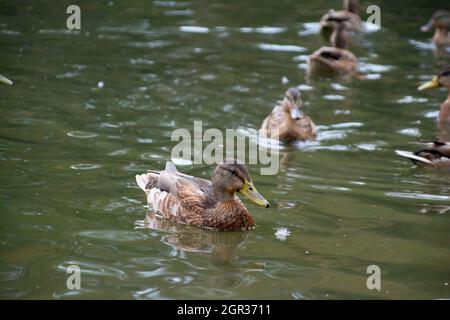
[212,159,270,208]
[282,87,303,120]
[418,66,450,91]
[343,0,359,15]
[421,10,450,33]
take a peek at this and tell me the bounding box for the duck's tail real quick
[395,150,432,165]
[136,174,150,191]
[135,171,160,192]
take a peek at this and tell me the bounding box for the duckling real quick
[260,87,317,142]
[308,21,358,75]
[418,66,450,128]
[0,74,13,85]
[320,0,362,32]
[395,141,450,168]
[136,159,270,232]
[421,10,450,47]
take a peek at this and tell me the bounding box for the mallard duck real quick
[395,141,450,168]
[260,87,317,142]
[135,159,270,231]
[421,10,450,47]
[308,21,358,75]
[320,0,362,32]
[0,74,13,85]
[418,66,450,127]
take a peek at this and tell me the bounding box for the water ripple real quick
[385,192,450,201]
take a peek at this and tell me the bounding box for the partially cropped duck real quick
[260,87,317,142]
[320,0,362,32]
[421,10,450,47]
[136,159,270,231]
[395,141,450,168]
[308,21,358,76]
[418,66,450,128]
[0,74,13,85]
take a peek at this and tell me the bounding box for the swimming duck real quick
[421,10,450,47]
[320,0,362,32]
[308,21,358,75]
[418,66,450,128]
[135,159,270,231]
[0,74,13,85]
[395,141,450,168]
[260,87,317,142]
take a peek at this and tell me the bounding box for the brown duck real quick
[320,0,362,32]
[421,10,450,47]
[260,87,317,142]
[418,66,450,128]
[136,159,270,231]
[308,21,358,75]
[395,141,450,168]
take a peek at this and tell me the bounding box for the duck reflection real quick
[137,211,249,264]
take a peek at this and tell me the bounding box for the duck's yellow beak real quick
[418,76,439,91]
[240,180,270,208]
[0,74,13,86]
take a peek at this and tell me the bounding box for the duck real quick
[420,10,450,47]
[320,0,362,32]
[135,159,270,231]
[395,141,450,168]
[418,66,450,128]
[260,87,317,142]
[0,74,13,85]
[308,21,358,75]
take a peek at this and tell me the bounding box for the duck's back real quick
[136,163,216,227]
[260,105,285,138]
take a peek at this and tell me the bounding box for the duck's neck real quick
[331,25,348,49]
[212,181,236,202]
[281,102,297,125]
[433,27,449,45]
[439,92,450,125]
[343,0,359,15]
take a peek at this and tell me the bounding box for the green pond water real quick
[1,0,450,299]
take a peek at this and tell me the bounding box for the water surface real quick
[1,0,449,299]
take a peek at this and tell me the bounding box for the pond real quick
[0,0,449,299]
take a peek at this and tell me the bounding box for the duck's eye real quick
[249,187,253,191]
[230,169,237,175]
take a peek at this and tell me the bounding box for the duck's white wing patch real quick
[395,150,432,164]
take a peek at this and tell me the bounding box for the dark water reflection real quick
[1,0,450,299]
